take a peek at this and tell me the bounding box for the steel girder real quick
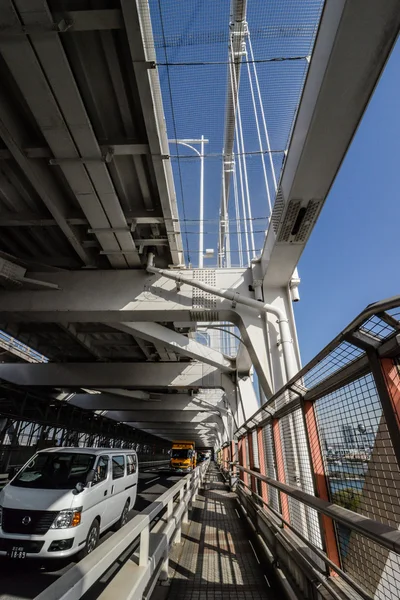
[0,383,169,448]
[113,322,235,373]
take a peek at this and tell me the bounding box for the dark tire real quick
[76,519,100,561]
[114,500,130,531]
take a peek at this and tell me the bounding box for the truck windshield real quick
[11,452,96,490]
[171,449,190,459]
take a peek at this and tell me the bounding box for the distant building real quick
[342,425,356,447]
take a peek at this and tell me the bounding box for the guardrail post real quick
[238,437,245,482]
[303,400,340,570]
[167,498,173,521]
[272,418,290,524]
[257,427,268,504]
[159,550,169,583]
[247,432,257,493]
[139,524,150,567]
[370,354,400,467]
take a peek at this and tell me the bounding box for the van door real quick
[109,455,127,523]
[126,453,138,507]
[88,455,113,530]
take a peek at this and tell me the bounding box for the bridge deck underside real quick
[163,465,277,600]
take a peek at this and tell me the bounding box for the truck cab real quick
[170,441,196,473]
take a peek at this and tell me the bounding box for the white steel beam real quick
[237,376,259,422]
[71,393,224,412]
[261,0,400,285]
[113,322,235,373]
[120,0,183,265]
[0,362,231,391]
[105,411,223,424]
[0,268,247,324]
[72,393,191,411]
[95,389,150,401]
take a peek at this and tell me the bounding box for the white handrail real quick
[35,460,209,600]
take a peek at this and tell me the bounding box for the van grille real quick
[2,508,58,535]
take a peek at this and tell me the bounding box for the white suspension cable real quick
[248,33,278,193]
[223,160,231,268]
[232,154,244,267]
[235,121,250,265]
[229,45,250,265]
[236,95,256,259]
[245,47,272,216]
[230,39,256,260]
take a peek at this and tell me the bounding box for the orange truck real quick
[170,441,196,473]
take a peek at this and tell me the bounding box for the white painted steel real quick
[112,321,234,372]
[146,256,297,381]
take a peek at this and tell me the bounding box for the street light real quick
[169,137,209,268]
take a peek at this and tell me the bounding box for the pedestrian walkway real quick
[164,464,277,600]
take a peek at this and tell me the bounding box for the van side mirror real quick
[86,469,96,485]
[73,481,85,495]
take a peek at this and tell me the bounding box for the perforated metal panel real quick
[191,270,217,311]
[277,199,301,242]
[295,199,322,242]
[271,186,285,234]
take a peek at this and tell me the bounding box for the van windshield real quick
[11,452,96,490]
[171,449,190,459]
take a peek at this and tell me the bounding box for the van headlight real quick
[51,508,82,529]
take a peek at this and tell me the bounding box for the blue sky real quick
[295,38,400,364]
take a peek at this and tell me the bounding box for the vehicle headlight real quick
[51,508,82,529]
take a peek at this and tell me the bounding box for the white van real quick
[0,447,138,560]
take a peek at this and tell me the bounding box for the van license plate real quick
[8,546,26,559]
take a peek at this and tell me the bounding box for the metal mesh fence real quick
[313,373,400,596]
[234,298,400,599]
[262,422,280,512]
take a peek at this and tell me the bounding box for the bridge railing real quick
[232,296,400,600]
[35,460,209,600]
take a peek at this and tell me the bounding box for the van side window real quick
[112,456,125,479]
[127,454,137,475]
[94,456,109,484]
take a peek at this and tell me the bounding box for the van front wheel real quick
[76,519,100,561]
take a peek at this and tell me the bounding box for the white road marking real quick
[264,575,271,587]
[234,508,241,519]
[249,540,260,564]
[146,477,160,485]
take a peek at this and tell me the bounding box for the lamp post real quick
[169,137,208,268]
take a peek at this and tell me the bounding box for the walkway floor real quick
[163,464,277,600]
